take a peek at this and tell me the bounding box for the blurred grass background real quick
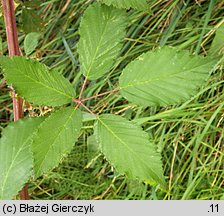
[0,0,223,200]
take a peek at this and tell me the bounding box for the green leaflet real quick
[24,32,40,56]
[95,114,166,189]
[78,2,127,80]
[32,107,82,178]
[87,134,99,153]
[209,23,224,56]
[119,47,217,107]
[0,117,44,200]
[0,56,76,106]
[98,0,149,11]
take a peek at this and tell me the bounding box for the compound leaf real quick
[98,0,149,11]
[0,56,76,106]
[32,107,82,178]
[95,114,166,189]
[119,47,217,107]
[0,117,44,200]
[78,2,127,80]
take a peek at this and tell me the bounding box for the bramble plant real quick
[0,1,218,199]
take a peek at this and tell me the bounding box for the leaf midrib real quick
[120,60,213,90]
[21,70,73,99]
[34,108,78,176]
[0,133,31,198]
[98,117,162,183]
[5,59,74,100]
[84,9,112,78]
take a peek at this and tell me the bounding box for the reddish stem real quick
[81,88,119,102]
[78,77,88,100]
[73,98,96,116]
[79,102,96,116]
[19,184,29,200]
[2,0,20,56]
[2,0,28,199]
[73,98,82,108]
[74,87,119,116]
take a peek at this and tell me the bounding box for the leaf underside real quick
[0,117,44,200]
[98,0,149,11]
[95,114,166,188]
[32,107,82,178]
[0,56,76,106]
[119,47,217,107]
[78,2,127,80]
